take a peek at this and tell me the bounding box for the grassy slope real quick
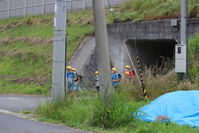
[108,0,199,23]
[0,0,198,96]
[0,11,94,95]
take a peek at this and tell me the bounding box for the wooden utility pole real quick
[92,0,112,100]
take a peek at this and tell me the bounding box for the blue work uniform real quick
[111,73,119,87]
[71,72,78,91]
[66,71,76,92]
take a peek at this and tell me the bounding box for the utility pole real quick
[52,0,67,101]
[180,0,188,78]
[92,0,112,100]
[175,0,188,78]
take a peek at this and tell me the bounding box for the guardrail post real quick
[83,0,85,10]
[42,0,45,15]
[24,0,27,16]
[8,0,10,18]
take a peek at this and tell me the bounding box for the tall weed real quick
[188,34,199,85]
[89,92,144,129]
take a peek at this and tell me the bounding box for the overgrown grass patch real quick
[107,0,199,23]
[34,90,199,133]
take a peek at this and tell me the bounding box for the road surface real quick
[0,94,93,133]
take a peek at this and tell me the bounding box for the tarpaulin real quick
[138,90,199,127]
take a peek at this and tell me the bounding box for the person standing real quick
[123,71,131,85]
[111,68,119,88]
[125,65,135,77]
[66,66,73,92]
[94,71,100,95]
[71,68,78,98]
[66,66,77,93]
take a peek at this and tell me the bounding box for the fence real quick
[0,0,125,20]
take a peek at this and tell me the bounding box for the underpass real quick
[69,19,199,88]
[125,39,176,70]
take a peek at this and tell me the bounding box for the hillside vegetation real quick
[0,0,199,95]
[1,0,199,132]
[0,11,94,95]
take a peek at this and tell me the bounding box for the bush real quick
[89,92,144,129]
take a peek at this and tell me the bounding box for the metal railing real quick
[0,0,125,20]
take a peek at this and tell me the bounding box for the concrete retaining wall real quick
[107,20,199,74]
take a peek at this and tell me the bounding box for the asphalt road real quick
[0,113,90,133]
[0,94,47,112]
[0,94,93,133]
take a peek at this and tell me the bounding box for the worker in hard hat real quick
[94,71,100,95]
[123,71,131,85]
[71,68,79,98]
[111,67,119,88]
[125,65,135,77]
[124,71,130,77]
[72,68,76,72]
[66,66,77,93]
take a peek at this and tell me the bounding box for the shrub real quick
[89,92,143,129]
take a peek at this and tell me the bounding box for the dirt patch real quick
[0,25,4,29]
[5,49,18,57]
[11,75,48,86]
[0,74,3,80]
[0,18,53,31]
[1,37,53,45]
[1,74,48,85]
[69,15,94,26]
[1,37,13,45]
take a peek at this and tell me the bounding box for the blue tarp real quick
[138,90,199,127]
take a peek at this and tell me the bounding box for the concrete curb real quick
[0,109,34,118]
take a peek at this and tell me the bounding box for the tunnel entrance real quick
[125,39,177,71]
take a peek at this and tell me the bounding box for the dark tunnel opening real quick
[125,39,177,71]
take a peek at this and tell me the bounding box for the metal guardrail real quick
[0,0,125,20]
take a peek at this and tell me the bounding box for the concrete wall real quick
[107,20,199,74]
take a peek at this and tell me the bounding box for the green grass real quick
[0,11,94,95]
[21,110,32,114]
[107,0,199,23]
[188,34,199,87]
[34,90,199,133]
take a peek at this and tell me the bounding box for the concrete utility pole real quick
[52,0,67,101]
[92,0,112,99]
[181,0,188,78]
[175,0,188,78]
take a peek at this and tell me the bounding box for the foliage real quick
[107,0,199,23]
[188,34,199,86]
[89,92,144,129]
[35,94,94,127]
[35,91,199,133]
